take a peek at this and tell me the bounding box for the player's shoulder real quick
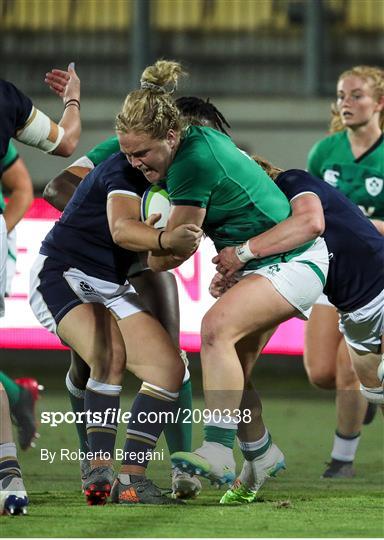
[92,151,146,192]
[94,151,132,175]
[310,131,344,155]
[0,79,31,110]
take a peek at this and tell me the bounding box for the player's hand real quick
[208,272,234,298]
[165,224,203,258]
[145,213,162,228]
[45,62,80,102]
[212,246,244,277]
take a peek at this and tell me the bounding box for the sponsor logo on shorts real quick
[267,264,281,276]
[79,281,97,295]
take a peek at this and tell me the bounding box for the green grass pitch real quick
[1,385,383,537]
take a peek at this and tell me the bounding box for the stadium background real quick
[1,1,383,537]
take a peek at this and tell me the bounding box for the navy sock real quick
[85,378,121,459]
[122,382,178,468]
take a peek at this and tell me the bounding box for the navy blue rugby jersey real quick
[275,169,384,312]
[40,152,150,284]
[0,80,32,168]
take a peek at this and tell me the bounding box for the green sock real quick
[0,371,21,407]
[164,379,193,454]
[65,372,89,454]
[239,431,272,461]
[204,426,237,449]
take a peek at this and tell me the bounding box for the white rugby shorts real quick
[238,237,329,320]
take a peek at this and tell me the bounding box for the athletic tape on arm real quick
[16,107,64,153]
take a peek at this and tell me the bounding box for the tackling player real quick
[42,92,230,499]
[211,160,384,503]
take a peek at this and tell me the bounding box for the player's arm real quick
[371,219,384,235]
[44,138,119,210]
[16,64,81,158]
[213,193,325,277]
[44,63,81,156]
[1,157,33,233]
[43,158,93,211]
[108,196,202,258]
[148,205,205,271]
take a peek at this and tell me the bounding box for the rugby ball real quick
[141,184,171,229]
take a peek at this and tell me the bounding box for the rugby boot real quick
[0,473,28,516]
[83,465,114,505]
[220,443,286,504]
[321,459,355,478]
[171,467,202,499]
[111,475,184,505]
[171,441,236,487]
[80,458,91,492]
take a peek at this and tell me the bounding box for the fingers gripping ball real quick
[141,185,171,229]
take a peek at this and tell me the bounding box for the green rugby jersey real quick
[86,135,119,166]
[308,131,384,220]
[167,126,313,270]
[0,141,19,211]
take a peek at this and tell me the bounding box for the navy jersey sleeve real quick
[0,80,33,130]
[275,169,321,201]
[0,80,33,161]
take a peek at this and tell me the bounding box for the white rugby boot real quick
[0,473,28,515]
[220,443,286,504]
[171,441,236,486]
[171,467,202,499]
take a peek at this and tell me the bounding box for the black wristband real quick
[64,99,80,110]
[158,230,166,250]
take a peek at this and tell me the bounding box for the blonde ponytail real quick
[116,60,187,139]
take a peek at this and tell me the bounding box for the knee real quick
[200,312,228,350]
[306,366,335,389]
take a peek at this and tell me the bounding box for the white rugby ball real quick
[141,184,171,229]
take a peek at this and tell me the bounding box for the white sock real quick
[199,440,234,458]
[65,371,85,398]
[0,442,17,459]
[331,432,360,462]
[118,473,143,484]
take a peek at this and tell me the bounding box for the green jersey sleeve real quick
[0,142,20,211]
[1,142,19,172]
[86,136,120,166]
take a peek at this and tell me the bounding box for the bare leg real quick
[348,344,384,415]
[304,305,369,476]
[200,275,298,414]
[336,339,367,435]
